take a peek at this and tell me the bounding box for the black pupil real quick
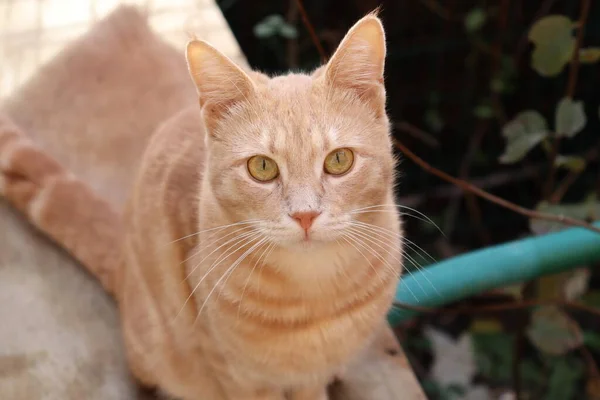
[262,158,266,170]
[336,152,341,163]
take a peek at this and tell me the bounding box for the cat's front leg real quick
[219,383,287,400]
[287,385,329,400]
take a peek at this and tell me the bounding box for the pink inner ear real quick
[324,18,386,95]
[186,40,256,131]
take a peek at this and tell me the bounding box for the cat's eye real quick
[247,155,279,182]
[324,148,354,175]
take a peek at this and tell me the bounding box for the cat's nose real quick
[290,211,321,231]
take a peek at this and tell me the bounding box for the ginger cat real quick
[0,13,403,400]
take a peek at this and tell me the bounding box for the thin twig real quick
[417,0,462,21]
[394,134,600,234]
[286,0,300,69]
[544,0,591,199]
[394,298,600,318]
[295,0,327,63]
[580,345,600,385]
[394,121,440,148]
[444,121,491,243]
[398,164,544,209]
[488,0,511,126]
[513,329,524,400]
[550,141,600,204]
[566,0,590,99]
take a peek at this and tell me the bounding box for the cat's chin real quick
[278,234,337,252]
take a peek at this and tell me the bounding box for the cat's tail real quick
[0,114,122,296]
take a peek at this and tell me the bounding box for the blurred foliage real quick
[218,0,600,398]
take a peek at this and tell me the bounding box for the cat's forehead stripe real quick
[273,126,287,153]
[325,127,337,148]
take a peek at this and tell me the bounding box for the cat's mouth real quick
[293,237,325,251]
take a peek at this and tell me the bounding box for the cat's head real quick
[186,13,397,248]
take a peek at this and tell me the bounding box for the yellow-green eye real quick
[324,148,354,175]
[247,155,279,182]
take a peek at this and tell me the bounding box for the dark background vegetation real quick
[218,1,600,399]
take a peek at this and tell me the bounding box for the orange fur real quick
[0,14,403,400]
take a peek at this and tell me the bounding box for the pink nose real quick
[290,211,321,231]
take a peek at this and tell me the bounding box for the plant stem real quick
[294,0,326,63]
[543,0,591,199]
[393,298,600,318]
[394,135,600,234]
[550,141,600,203]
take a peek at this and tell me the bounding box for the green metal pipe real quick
[388,222,600,325]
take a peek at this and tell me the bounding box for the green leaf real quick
[464,8,487,33]
[526,306,583,356]
[279,24,298,39]
[253,14,297,39]
[263,14,285,26]
[546,356,584,400]
[528,15,576,77]
[500,283,525,300]
[253,23,276,38]
[503,110,548,139]
[579,47,600,64]
[554,155,586,172]
[531,43,575,77]
[555,97,586,137]
[563,268,590,300]
[424,108,444,133]
[530,200,600,235]
[473,104,493,119]
[490,77,505,93]
[472,332,513,384]
[470,319,503,334]
[491,57,518,94]
[499,111,548,164]
[521,359,546,388]
[581,291,600,308]
[499,131,547,163]
[583,331,600,353]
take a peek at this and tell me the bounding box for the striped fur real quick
[0,114,122,293]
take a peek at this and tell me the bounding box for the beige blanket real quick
[0,6,425,399]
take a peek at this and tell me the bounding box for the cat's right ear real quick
[186,40,255,132]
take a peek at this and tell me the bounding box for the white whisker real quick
[343,232,418,301]
[351,220,437,268]
[165,219,261,246]
[195,236,268,325]
[217,237,269,302]
[174,232,261,322]
[348,222,438,296]
[349,204,445,236]
[179,225,255,269]
[401,237,437,264]
[236,240,273,321]
[346,226,422,294]
[340,234,385,285]
[181,229,259,283]
[256,242,277,297]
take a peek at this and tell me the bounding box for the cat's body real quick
[119,104,400,399]
[0,14,403,400]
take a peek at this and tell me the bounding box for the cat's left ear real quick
[186,40,255,133]
[323,13,386,115]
